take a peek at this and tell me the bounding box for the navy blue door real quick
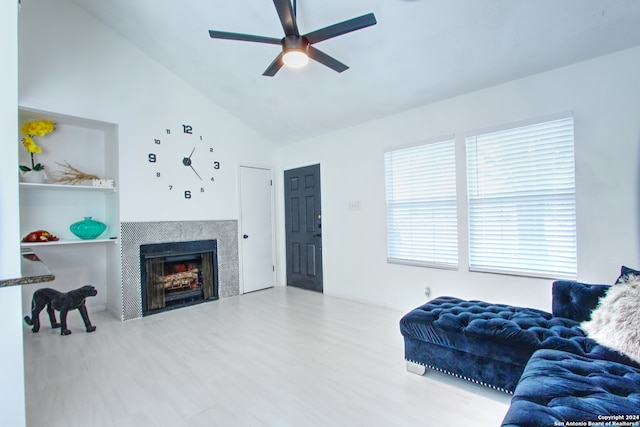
[284,164,323,292]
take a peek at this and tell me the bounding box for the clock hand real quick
[182,147,196,166]
[182,147,202,180]
[190,165,202,181]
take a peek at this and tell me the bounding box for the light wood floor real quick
[24,287,511,426]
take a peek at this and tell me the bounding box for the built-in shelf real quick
[19,182,116,193]
[20,238,118,247]
[18,107,120,316]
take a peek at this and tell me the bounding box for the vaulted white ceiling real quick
[70,0,640,146]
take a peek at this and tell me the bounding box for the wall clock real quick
[147,124,221,200]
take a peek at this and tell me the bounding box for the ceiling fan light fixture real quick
[282,35,309,69]
[283,50,309,68]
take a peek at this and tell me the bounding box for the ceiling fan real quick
[208,0,377,76]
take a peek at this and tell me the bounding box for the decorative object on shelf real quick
[69,217,106,240]
[92,178,115,188]
[20,168,49,183]
[50,161,100,185]
[22,230,59,243]
[19,119,56,181]
[23,285,98,335]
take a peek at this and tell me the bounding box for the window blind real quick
[466,116,576,278]
[385,139,458,268]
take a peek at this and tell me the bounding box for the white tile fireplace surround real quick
[119,221,239,320]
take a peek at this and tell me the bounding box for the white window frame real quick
[465,113,577,279]
[384,137,458,269]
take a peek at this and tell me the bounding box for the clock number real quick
[154,138,161,145]
[210,177,215,182]
[214,161,220,169]
[184,190,192,199]
[200,187,205,193]
[182,125,193,134]
[168,185,173,190]
[156,172,161,178]
[165,129,171,134]
[148,153,157,163]
[209,147,213,153]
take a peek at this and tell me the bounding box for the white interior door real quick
[239,166,274,293]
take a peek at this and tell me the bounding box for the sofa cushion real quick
[552,280,610,322]
[538,335,640,368]
[400,296,585,367]
[501,349,640,427]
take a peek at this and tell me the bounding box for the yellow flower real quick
[19,119,55,172]
[21,120,55,137]
[22,136,42,154]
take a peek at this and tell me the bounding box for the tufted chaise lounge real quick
[400,296,585,393]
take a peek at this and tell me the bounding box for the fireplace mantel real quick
[118,220,239,320]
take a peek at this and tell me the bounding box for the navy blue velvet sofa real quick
[399,280,640,426]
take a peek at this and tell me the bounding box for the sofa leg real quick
[406,361,426,376]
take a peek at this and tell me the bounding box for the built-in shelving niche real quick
[18,107,120,318]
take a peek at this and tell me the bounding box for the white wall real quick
[0,0,26,425]
[18,0,276,224]
[277,46,640,313]
[17,0,277,315]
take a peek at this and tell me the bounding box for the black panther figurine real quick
[24,285,98,336]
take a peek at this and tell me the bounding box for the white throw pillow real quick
[581,280,640,364]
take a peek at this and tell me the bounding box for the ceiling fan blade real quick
[209,30,281,45]
[307,46,348,73]
[272,0,299,36]
[263,53,284,77]
[304,13,377,44]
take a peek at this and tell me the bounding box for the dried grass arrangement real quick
[49,161,100,185]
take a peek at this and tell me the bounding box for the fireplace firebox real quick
[140,240,218,316]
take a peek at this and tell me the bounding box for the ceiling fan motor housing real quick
[283,35,309,54]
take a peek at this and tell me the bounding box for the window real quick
[466,115,576,278]
[384,138,458,268]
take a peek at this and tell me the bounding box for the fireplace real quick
[140,240,218,316]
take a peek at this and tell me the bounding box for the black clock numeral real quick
[183,125,193,134]
[200,187,205,193]
[209,147,213,153]
[165,129,171,134]
[213,161,220,169]
[210,177,215,182]
[154,138,161,145]
[156,172,161,178]
[168,185,173,190]
[184,190,192,199]
[148,153,157,163]
[200,135,203,141]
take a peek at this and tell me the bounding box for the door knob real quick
[243,234,249,239]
